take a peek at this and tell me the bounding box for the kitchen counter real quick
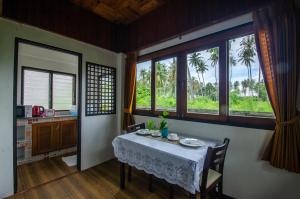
[17,115,77,126]
[16,115,77,165]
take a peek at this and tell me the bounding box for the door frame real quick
[13,38,83,193]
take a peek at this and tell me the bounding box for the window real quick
[53,74,75,110]
[155,57,177,111]
[134,24,274,129]
[187,47,219,114]
[86,62,116,116]
[136,61,151,110]
[228,34,273,117]
[22,67,76,110]
[23,70,50,109]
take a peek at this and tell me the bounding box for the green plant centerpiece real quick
[146,120,156,130]
[159,111,169,138]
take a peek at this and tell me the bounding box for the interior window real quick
[228,34,273,117]
[155,57,177,111]
[136,61,151,110]
[23,69,50,109]
[187,47,219,114]
[53,74,75,110]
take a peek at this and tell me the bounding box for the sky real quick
[136,34,261,86]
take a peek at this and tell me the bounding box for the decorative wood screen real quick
[86,62,116,116]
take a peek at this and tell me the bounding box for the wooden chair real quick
[127,123,146,133]
[189,138,230,199]
[126,123,146,182]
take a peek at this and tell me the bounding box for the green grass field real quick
[136,94,273,116]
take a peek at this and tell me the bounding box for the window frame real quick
[21,66,76,111]
[134,23,275,130]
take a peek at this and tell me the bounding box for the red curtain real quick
[254,2,300,172]
[122,52,137,130]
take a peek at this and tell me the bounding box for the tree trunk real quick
[202,73,205,95]
[197,73,202,96]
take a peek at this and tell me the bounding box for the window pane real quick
[23,70,50,109]
[53,74,74,110]
[155,57,177,111]
[187,47,219,114]
[136,61,151,109]
[229,34,273,117]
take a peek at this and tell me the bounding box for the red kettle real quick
[32,106,45,117]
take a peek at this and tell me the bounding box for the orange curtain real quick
[122,52,137,130]
[253,3,300,173]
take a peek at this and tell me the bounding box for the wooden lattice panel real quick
[86,62,116,116]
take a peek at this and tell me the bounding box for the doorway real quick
[13,38,82,193]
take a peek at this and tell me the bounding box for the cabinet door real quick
[59,120,77,149]
[32,122,57,155]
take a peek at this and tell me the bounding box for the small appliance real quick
[44,109,55,117]
[16,105,32,118]
[32,106,45,117]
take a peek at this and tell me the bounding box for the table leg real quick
[120,162,125,189]
[128,166,132,182]
[169,184,174,199]
[148,174,153,192]
[189,193,196,199]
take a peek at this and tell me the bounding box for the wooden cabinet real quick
[59,120,77,149]
[32,120,77,155]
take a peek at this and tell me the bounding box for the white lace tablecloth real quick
[112,133,217,194]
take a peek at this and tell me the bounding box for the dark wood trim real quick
[77,53,82,171]
[21,66,76,110]
[13,38,83,193]
[137,23,254,62]
[134,113,275,130]
[151,59,155,114]
[133,24,275,130]
[13,37,19,193]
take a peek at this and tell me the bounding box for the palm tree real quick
[189,52,203,95]
[139,69,147,84]
[208,48,219,84]
[241,79,248,96]
[156,62,167,96]
[233,81,240,92]
[238,35,256,82]
[168,58,177,97]
[229,55,237,83]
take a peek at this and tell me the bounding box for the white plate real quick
[150,130,161,137]
[167,136,179,141]
[136,129,150,136]
[179,138,205,147]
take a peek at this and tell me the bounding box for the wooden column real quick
[0,0,3,16]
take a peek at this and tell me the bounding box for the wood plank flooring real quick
[17,156,77,192]
[9,159,194,199]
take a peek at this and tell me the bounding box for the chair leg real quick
[169,184,174,199]
[218,179,223,196]
[148,174,153,192]
[128,166,132,182]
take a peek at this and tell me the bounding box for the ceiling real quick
[70,0,168,24]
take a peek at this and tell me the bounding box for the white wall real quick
[135,116,300,199]
[17,43,79,105]
[0,17,124,198]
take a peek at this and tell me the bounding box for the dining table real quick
[112,131,218,197]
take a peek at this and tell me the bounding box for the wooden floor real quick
[17,156,77,192]
[9,159,194,199]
